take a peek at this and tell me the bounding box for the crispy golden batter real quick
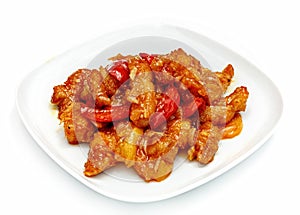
[51,48,249,182]
[187,121,221,164]
[127,58,156,128]
[215,64,234,92]
[134,146,178,182]
[51,69,96,144]
[84,129,118,177]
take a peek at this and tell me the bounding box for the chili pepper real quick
[150,86,180,129]
[139,53,157,64]
[80,103,129,122]
[182,97,206,118]
[107,60,130,84]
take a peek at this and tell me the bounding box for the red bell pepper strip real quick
[107,60,130,84]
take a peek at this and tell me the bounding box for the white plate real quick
[16,24,283,202]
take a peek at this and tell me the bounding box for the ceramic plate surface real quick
[16,24,283,202]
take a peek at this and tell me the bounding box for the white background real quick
[1,0,299,214]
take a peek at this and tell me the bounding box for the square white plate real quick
[16,24,283,202]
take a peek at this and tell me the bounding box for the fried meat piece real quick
[51,69,96,144]
[167,48,234,93]
[127,57,157,128]
[51,67,121,144]
[139,118,182,159]
[64,103,95,144]
[51,69,89,107]
[189,86,249,163]
[150,56,207,99]
[226,86,249,112]
[134,146,178,182]
[130,91,156,128]
[167,48,203,78]
[134,118,193,182]
[84,129,118,177]
[78,67,120,107]
[84,68,111,107]
[151,50,225,104]
[187,121,222,164]
[98,66,120,98]
[200,86,249,125]
[215,64,234,92]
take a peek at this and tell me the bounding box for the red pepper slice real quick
[107,60,130,84]
[80,103,129,122]
[182,97,206,118]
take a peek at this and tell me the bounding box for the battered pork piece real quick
[127,57,157,128]
[51,69,97,144]
[84,129,118,176]
[50,48,249,182]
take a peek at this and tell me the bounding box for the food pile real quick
[51,48,249,182]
